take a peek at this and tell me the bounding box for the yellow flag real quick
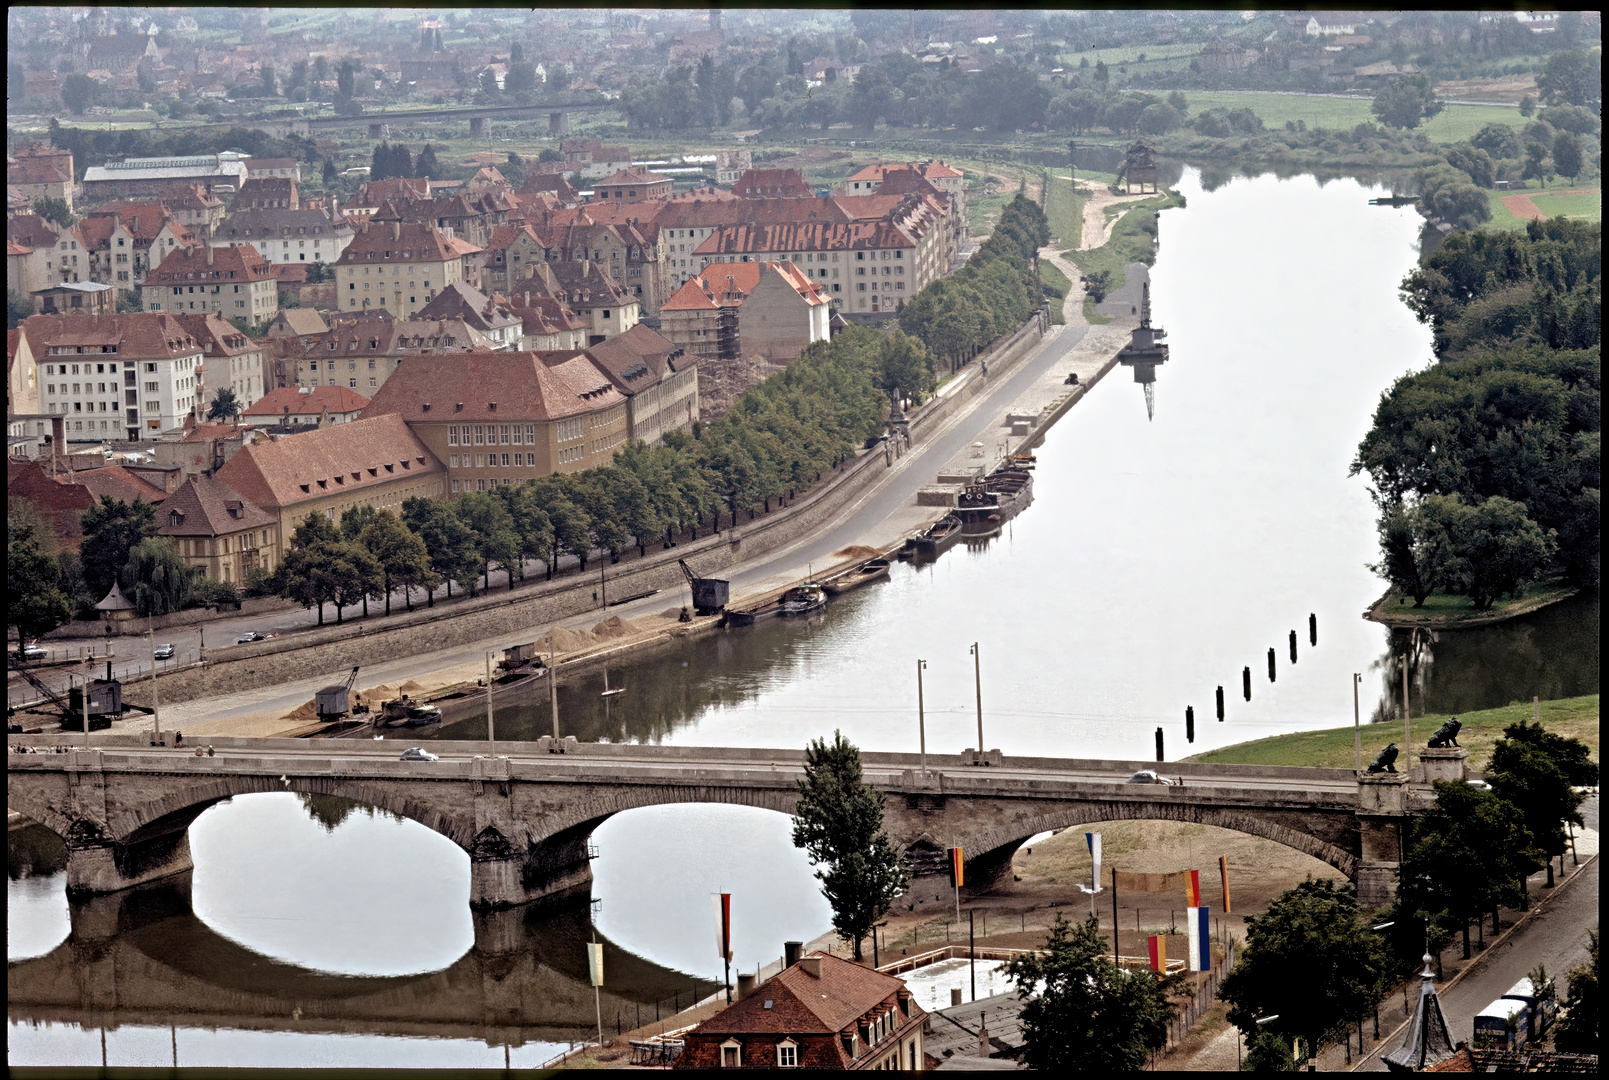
[587,941,604,987]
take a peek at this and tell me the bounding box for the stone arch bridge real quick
[9,736,1457,912]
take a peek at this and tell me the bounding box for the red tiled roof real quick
[214,413,443,511]
[146,243,276,284]
[8,213,64,250]
[157,474,275,536]
[337,218,459,265]
[595,167,671,188]
[360,350,624,425]
[661,260,828,311]
[242,385,371,418]
[69,465,169,505]
[20,312,205,360]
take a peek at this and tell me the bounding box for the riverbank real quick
[1364,580,1581,628]
[1184,693,1599,772]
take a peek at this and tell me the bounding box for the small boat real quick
[906,514,964,559]
[820,558,891,596]
[379,696,442,727]
[721,599,784,628]
[780,583,827,615]
[601,666,625,698]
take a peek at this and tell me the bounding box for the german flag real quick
[948,847,964,888]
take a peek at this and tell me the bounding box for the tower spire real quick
[1383,949,1456,1071]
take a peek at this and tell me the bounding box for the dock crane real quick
[678,560,730,616]
[315,667,361,722]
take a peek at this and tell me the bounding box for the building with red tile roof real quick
[69,463,171,505]
[8,157,75,214]
[158,473,279,584]
[358,350,628,491]
[332,218,465,318]
[731,168,815,199]
[7,458,95,549]
[580,322,697,445]
[141,243,280,327]
[74,203,201,296]
[242,385,371,427]
[660,260,830,366]
[213,412,445,543]
[674,952,926,1070]
[591,167,673,204]
[170,312,268,412]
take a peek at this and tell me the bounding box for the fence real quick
[1157,940,1237,1059]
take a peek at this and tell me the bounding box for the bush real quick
[242,566,275,598]
[191,576,241,611]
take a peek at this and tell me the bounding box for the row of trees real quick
[267,325,934,623]
[897,194,1051,368]
[1356,220,1601,601]
[368,141,440,182]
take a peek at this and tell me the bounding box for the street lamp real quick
[916,659,927,776]
[1241,1014,1281,1070]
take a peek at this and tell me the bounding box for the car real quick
[1126,769,1179,786]
[21,645,47,661]
[400,747,439,762]
[153,643,175,660]
[237,631,264,644]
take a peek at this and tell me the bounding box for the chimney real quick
[784,942,802,968]
[207,245,214,266]
[736,973,757,1000]
[798,956,821,979]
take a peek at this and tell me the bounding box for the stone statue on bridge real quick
[1366,743,1400,774]
[1426,719,1462,748]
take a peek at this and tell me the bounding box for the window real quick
[720,1042,742,1068]
[776,1040,798,1068]
[450,454,460,468]
[500,453,509,467]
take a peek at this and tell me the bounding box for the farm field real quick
[1176,90,1525,142]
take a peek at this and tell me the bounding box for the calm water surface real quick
[10,170,1596,1065]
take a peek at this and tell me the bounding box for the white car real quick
[153,643,175,660]
[399,747,439,762]
[22,645,47,661]
[1126,769,1179,786]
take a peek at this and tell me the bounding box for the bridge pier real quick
[65,820,195,897]
[1355,774,1409,909]
[470,825,593,909]
[549,111,568,135]
[470,116,486,137]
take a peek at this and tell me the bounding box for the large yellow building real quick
[332,219,464,318]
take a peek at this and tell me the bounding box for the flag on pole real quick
[1148,934,1167,973]
[1086,832,1102,893]
[712,893,732,961]
[1185,869,1201,908]
[587,941,604,987]
[1219,855,1231,914]
[948,847,965,888]
[1187,906,1211,972]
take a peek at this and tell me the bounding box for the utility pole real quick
[970,642,983,754]
[1353,673,1361,775]
[485,652,495,743]
[917,659,927,776]
[149,630,160,741]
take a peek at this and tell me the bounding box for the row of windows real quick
[45,360,121,372]
[447,425,538,447]
[589,432,624,456]
[557,445,584,464]
[449,452,539,468]
[858,282,905,291]
[309,359,378,371]
[451,477,518,493]
[555,417,583,443]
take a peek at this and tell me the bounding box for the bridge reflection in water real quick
[7,862,720,1049]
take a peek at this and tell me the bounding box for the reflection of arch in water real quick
[6,874,721,1044]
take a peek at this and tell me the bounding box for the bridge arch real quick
[951,801,1360,881]
[5,785,77,842]
[108,776,480,852]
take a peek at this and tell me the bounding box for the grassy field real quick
[1062,189,1185,281]
[1368,579,1577,626]
[1185,694,1599,772]
[1176,90,1525,142]
[1039,259,1071,326]
[1042,168,1084,248]
[1532,187,1603,222]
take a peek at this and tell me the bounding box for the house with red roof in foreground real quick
[673,951,927,1070]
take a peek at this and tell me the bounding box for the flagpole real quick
[592,934,603,1046]
[1111,866,1120,960]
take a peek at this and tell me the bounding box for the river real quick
[9,169,1597,1066]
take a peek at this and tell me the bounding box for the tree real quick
[1244,1031,1300,1072]
[454,490,522,591]
[31,196,74,228]
[1551,132,1583,181]
[1470,122,1521,159]
[1488,720,1592,890]
[1536,50,1600,110]
[1369,503,1438,606]
[7,289,32,330]
[401,496,481,601]
[1554,929,1599,1054]
[414,143,440,180]
[1218,880,1391,1064]
[118,537,194,617]
[79,496,157,601]
[1398,781,1536,959]
[505,60,539,99]
[1005,914,1174,1071]
[790,730,908,961]
[336,56,356,103]
[8,520,71,657]
[322,158,338,185]
[1371,74,1444,130]
[357,510,433,614]
[547,64,571,94]
[60,73,100,115]
[260,63,277,97]
[1139,102,1183,135]
[207,388,241,423]
[1417,494,1555,610]
[1518,94,1536,118]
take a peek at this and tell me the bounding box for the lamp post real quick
[1241,1014,1280,1070]
[970,642,983,755]
[1353,672,1362,775]
[916,659,927,776]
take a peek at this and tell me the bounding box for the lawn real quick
[1042,168,1084,248]
[1367,579,1577,626]
[1185,694,1599,772]
[1062,189,1185,280]
[1175,90,1524,143]
[1531,186,1603,222]
[1039,259,1071,326]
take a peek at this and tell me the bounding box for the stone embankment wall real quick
[113,314,1053,711]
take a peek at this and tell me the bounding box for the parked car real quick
[236,631,264,644]
[153,643,175,660]
[400,747,439,762]
[1126,769,1179,786]
[22,645,47,661]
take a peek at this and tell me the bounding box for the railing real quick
[877,943,1186,978]
[1157,940,1237,1058]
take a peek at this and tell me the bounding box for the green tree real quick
[7,519,72,657]
[1398,781,1536,959]
[1554,929,1599,1054]
[414,143,440,180]
[358,510,435,613]
[1518,94,1536,118]
[790,730,908,962]
[79,496,157,601]
[1244,1031,1300,1072]
[206,388,241,423]
[1470,122,1521,160]
[1536,50,1601,110]
[1488,720,1591,890]
[1417,494,1556,610]
[60,73,101,115]
[454,490,522,591]
[1005,914,1174,1071]
[31,195,74,228]
[118,536,195,617]
[1551,132,1583,181]
[1369,503,1438,606]
[1139,102,1183,135]
[7,289,32,330]
[1218,880,1391,1064]
[1372,74,1444,130]
[260,63,277,97]
[401,497,481,601]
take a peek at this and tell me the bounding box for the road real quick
[13,317,1098,728]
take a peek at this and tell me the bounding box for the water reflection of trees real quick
[1370,593,1599,722]
[298,793,403,832]
[9,824,67,879]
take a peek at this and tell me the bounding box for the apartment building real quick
[332,218,464,317]
[141,243,280,327]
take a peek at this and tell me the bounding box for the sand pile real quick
[833,545,883,560]
[534,626,594,653]
[591,615,636,640]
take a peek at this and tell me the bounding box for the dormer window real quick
[719,1040,741,1069]
[776,1039,798,1068]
